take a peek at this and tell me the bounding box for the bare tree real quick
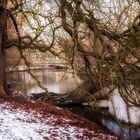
[0,0,7,95]
[0,0,139,105]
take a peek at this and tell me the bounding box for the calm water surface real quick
[8,69,79,94]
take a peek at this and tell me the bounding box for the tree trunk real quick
[0,2,7,95]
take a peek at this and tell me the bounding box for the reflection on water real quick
[8,69,80,94]
[101,117,140,140]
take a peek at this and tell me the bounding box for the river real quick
[7,66,140,140]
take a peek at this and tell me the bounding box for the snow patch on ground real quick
[0,102,93,140]
[0,101,119,140]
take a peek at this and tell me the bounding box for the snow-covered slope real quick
[0,98,120,140]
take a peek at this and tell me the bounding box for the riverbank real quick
[0,96,120,140]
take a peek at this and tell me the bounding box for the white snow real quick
[0,102,96,140]
[97,88,140,124]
